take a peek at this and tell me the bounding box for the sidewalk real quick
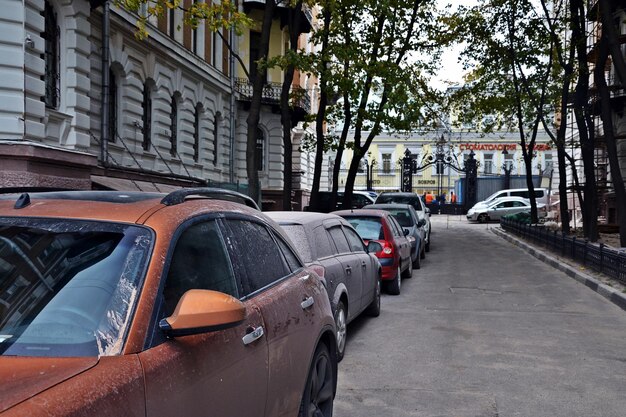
[493,225,626,312]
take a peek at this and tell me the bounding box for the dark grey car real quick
[375,192,432,251]
[364,203,426,269]
[267,211,382,361]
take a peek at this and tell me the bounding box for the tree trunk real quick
[245,0,276,204]
[279,1,303,211]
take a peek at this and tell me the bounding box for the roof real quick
[377,192,418,197]
[265,211,343,226]
[333,209,389,218]
[365,203,414,210]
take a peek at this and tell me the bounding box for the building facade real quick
[0,0,321,207]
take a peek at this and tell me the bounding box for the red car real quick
[333,209,412,295]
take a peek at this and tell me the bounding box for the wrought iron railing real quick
[501,218,626,286]
[234,78,311,113]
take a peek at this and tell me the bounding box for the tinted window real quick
[225,220,289,295]
[273,232,302,272]
[280,225,312,263]
[0,219,152,357]
[314,226,334,258]
[343,227,366,252]
[163,221,238,317]
[344,217,384,241]
[328,226,351,254]
[384,209,413,227]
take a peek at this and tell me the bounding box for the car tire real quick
[387,266,401,295]
[402,259,413,278]
[365,277,381,317]
[334,301,347,362]
[478,214,488,223]
[412,248,421,269]
[298,343,335,417]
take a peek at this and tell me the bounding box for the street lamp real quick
[502,148,513,189]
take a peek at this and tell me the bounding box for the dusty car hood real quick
[0,356,98,412]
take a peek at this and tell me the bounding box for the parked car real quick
[364,203,426,269]
[374,192,432,252]
[472,187,550,209]
[466,196,548,222]
[0,189,337,417]
[334,209,412,295]
[306,191,375,213]
[267,212,382,361]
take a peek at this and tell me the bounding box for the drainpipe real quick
[100,0,110,166]
[228,0,238,183]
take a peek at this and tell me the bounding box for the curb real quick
[492,227,626,312]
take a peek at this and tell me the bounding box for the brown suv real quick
[0,189,337,417]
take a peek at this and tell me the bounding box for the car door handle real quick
[242,326,264,345]
[345,265,352,275]
[361,262,367,269]
[301,296,314,310]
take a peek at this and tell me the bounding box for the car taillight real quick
[310,264,325,278]
[378,241,394,258]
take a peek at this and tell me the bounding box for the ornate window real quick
[43,0,59,109]
[170,94,179,156]
[108,69,117,142]
[256,128,264,171]
[142,80,153,151]
[213,112,220,165]
[193,103,202,162]
[382,153,392,174]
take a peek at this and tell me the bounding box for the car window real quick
[314,226,335,258]
[0,219,152,357]
[273,231,302,272]
[343,226,366,253]
[224,220,289,296]
[344,217,384,240]
[512,201,527,207]
[280,225,312,263]
[385,209,413,227]
[386,216,401,236]
[163,220,239,317]
[328,226,351,254]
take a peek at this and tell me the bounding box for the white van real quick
[473,188,549,209]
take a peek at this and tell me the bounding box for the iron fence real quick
[500,218,626,285]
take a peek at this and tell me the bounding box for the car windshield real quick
[0,218,152,358]
[377,195,423,211]
[384,209,413,227]
[344,217,384,241]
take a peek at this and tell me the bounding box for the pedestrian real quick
[450,191,457,204]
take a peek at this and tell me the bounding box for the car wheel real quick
[334,301,347,362]
[386,266,401,295]
[478,213,488,223]
[365,277,381,317]
[402,258,412,278]
[298,343,335,417]
[412,248,421,269]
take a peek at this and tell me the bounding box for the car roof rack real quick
[160,187,260,210]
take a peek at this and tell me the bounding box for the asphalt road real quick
[334,215,626,417]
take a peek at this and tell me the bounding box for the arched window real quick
[108,68,117,142]
[213,112,220,165]
[170,93,180,156]
[142,80,154,151]
[193,103,203,162]
[256,128,264,171]
[43,0,59,109]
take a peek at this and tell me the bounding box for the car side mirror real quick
[403,229,410,236]
[418,219,426,227]
[425,208,431,217]
[367,241,383,254]
[159,289,246,337]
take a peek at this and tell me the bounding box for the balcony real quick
[242,0,313,33]
[235,78,311,121]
